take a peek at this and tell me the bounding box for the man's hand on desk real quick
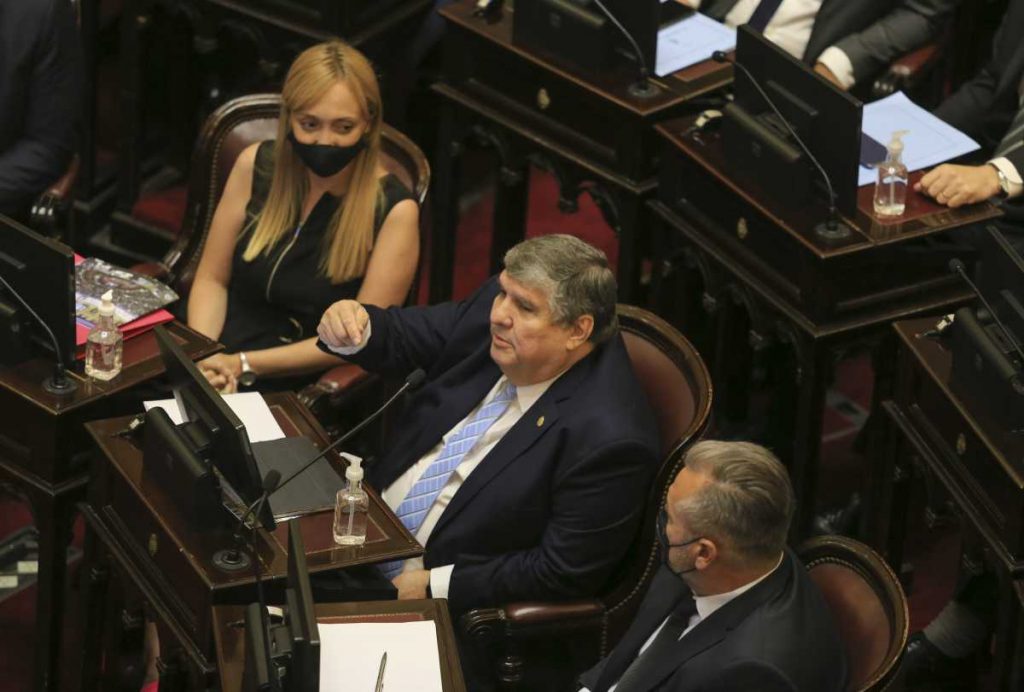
[813,63,843,89]
[318,299,370,349]
[915,163,1001,208]
[198,353,239,394]
[392,569,430,600]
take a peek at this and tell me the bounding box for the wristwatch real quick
[238,352,257,387]
[991,163,1011,198]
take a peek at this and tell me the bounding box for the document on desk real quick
[655,13,737,77]
[319,621,444,692]
[143,392,285,443]
[858,91,980,186]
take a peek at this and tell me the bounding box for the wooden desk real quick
[213,598,467,691]
[429,1,732,303]
[648,116,1001,536]
[79,392,421,691]
[0,320,218,692]
[870,318,1024,689]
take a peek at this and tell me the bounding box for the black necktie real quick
[602,595,698,691]
[747,0,785,32]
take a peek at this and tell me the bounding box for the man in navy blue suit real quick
[318,235,660,616]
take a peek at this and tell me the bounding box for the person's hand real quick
[392,569,430,600]
[198,353,240,393]
[318,300,370,348]
[813,62,843,89]
[915,164,1001,208]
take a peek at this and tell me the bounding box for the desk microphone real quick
[712,50,849,241]
[215,469,282,571]
[949,258,1024,368]
[272,367,426,497]
[591,0,659,99]
[0,272,77,395]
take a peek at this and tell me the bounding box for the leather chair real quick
[133,93,429,428]
[30,154,79,239]
[461,304,713,692]
[798,535,909,692]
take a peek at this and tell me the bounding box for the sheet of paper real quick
[318,621,443,692]
[143,391,285,443]
[858,91,980,186]
[655,12,736,77]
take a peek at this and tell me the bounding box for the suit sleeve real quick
[698,661,798,692]
[446,437,658,614]
[0,0,80,212]
[341,278,497,377]
[829,0,956,86]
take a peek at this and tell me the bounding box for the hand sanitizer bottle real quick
[333,457,368,545]
[85,290,123,381]
[873,130,909,217]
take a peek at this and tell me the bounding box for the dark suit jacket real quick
[701,0,956,86]
[0,0,81,217]
[342,278,660,615]
[579,551,848,692]
[933,0,1024,177]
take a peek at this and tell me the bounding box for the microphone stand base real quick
[213,548,252,572]
[628,80,660,99]
[813,220,852,242]
[42,375,77,396]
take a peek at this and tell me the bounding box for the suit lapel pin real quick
[536,415,545,427]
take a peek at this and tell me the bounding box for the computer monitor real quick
[153,325,275,530]
[977,226,1024,341]
[284,520,319,692]
[723,25,862,219]
[0,214,76,375]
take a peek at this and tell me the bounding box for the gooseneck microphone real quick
[272,367,427,497]
[214,470,283,571]
[0,272,77,395]
[949,258,1024,369]
[712,50,848,241]
[591,0,659,99]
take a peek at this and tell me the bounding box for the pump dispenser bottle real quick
[873,130,910,217]
[85,290,123,380]
[333,457,368,545]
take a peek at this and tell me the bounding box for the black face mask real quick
[657,508,702,577]
[287,130,366,178]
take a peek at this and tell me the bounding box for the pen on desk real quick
[375,651,387,692]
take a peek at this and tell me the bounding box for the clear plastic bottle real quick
[333,457,368,545]
[873,130,909,217]
[85,290,123,381]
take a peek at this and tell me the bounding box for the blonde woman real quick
[187,41,419,392]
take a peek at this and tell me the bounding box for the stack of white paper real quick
[143,391,285,443]
[858,91,981,186]
[656,13,737,77]
[318,620,444,691]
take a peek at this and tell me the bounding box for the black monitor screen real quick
[153,326,274,529]
[0,214,75,369]
[285,520,319,692]
[732,25,862,217]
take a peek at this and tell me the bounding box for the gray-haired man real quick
[579,441,848,692]
[318,235,659,617]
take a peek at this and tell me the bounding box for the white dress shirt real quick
[686,0,859,88]
[990,157,1024,198]
[582,554,785,692]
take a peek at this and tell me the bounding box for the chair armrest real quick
[30,155,80,238]
[130,262,172,282]
[871,43,941,100]
[462,599,604,639]
[297,363,374,418]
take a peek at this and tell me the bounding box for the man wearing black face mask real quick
[579,441,847,692]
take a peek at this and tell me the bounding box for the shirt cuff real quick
[326,321,372,356]
[816,46,857,90]
[429,564,454,600]
[989,157,1024,199]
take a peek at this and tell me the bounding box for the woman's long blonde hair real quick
[242,41,384,283]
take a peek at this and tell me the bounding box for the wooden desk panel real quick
[80,392,421,688]
[213,599,467,691]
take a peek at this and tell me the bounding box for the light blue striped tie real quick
[380,381,517,579]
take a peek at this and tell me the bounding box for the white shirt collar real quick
[498,372,562,413]
[692,553,785,622]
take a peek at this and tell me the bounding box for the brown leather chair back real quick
[799,536,909,692]
[600,305,712,650]
[161,93,429,296]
